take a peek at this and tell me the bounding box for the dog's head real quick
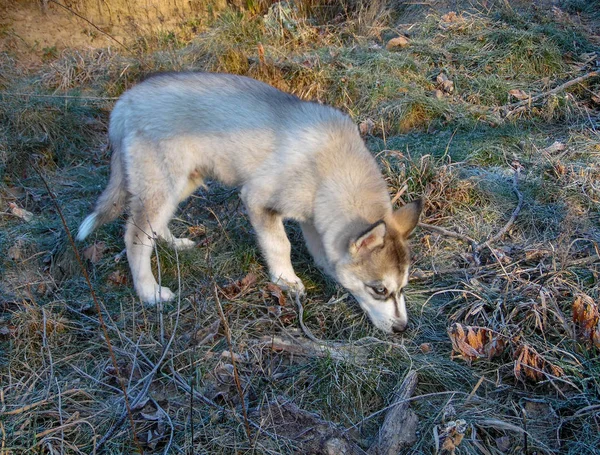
[335,200,422,333]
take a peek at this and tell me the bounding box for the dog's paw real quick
[138,285,175,304]
[171,238,196,250]
[271,274,305,296]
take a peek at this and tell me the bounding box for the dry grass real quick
[1,1,600,454]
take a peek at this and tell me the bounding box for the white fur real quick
[78,73,421,329]
[76,213,97,241]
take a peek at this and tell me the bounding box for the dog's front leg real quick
[242,192,305,294]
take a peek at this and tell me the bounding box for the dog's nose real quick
[391,321,408,333]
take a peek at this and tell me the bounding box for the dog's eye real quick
[370,285,387,296]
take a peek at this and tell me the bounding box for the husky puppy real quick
[77,72,422,333]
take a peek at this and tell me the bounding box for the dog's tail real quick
[76,145,127,241]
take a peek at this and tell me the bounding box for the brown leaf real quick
[541,141,566,154]
[220,272,257,299]
[448,324,504,361]
[572,294,600,345]
[82,242,106,263]
[107,270,128,286]
[436,73,454,94]
[508,89,530,101]
[266,282,286,307]
[419,343,432,353]
[193,319,221,346]
[187,225,206,238]
[8,202,33,222]
[359,118,375,136]
[386,35,410,50]
[513,345,562,382]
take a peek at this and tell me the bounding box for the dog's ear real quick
[350,221,386,257]
[393,200,422,237]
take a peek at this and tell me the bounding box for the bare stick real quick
[502,71,598,114]
[294,293,323,344]
[32,165,144,454]
[477,164,523,252]
[368,370,419,454]
[418,222,478,245]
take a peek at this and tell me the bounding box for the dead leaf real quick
[107,270,128,286]
[265,282,286,307]
[419,343,432,353]
[448,323,505,361]
[436,73,454,94]
[495,435,511,453]
[220,272,257,299]
[193,319,221,346]
[82,241,106,264]
[513,345,563,382]
[591,94,600,105]
[359,118,375,136]
[508,89,530,101]
[187,225,206,238]
[541,141,566,154]
[572,294,600,348]
[439,419,467,454]
[386,35,410,50]
[441,11,461,23]
[8,202,33,222]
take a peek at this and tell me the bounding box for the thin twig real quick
[418,222,478,245]
[477,163,523,252]
[211,284,253,443]
[32,165,144,454]
[294,293,323,344]
[502,71,599,115]
[47,0,130,52]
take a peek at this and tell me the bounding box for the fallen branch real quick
[368,370,419,454]
[260,334,370,364]
[502,71,598,117]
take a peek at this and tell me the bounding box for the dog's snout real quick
[391,321,408,333]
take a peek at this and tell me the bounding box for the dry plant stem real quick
[33,165,144,454]
[477,165,523,252]
[211,284,253,443]
[502,71,599,115]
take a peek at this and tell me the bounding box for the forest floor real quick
[1,0,600,453]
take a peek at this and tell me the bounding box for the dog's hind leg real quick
[125,192,179,304]
[241,187,305,294]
